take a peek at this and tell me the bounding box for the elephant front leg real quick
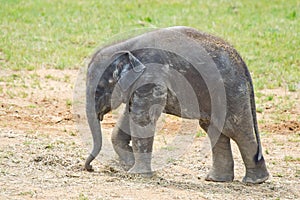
[205,132,234,182]
[111,111,135,169]
[128,135,154,176]
[127,84,167,176]
[127,109,158,177]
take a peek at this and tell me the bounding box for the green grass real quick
[66,99,72,108]
[161,146,177,151]
[0,0,299,89]
[78,193,89,200]
[284,156,300,162]
[195,130,206,137]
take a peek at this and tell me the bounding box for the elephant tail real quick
[250,88,263,162]
[246,68,263,162]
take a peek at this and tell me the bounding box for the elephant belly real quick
[163,90,211,120]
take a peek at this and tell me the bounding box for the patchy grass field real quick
[0,0,299,199]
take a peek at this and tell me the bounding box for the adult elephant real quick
[84,26,269,184]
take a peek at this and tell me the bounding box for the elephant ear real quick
[112,51,146,92]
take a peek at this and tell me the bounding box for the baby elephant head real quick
[95,51,146,121]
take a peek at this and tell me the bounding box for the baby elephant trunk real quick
[85,85,103,171]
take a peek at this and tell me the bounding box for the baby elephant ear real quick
[113,51,146,92]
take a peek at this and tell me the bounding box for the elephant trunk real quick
[85,81,102,171]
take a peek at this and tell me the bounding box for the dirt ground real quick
[0,69,299,200]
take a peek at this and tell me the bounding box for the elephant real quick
[84,26,269,184]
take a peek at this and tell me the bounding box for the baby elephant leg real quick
[129,135,154,176]
[111,111,135,169]
[230,108,269,184]
[232,130,269,184]
[128,111,157,176]
[206,131,234,182]
[127,84,167,176]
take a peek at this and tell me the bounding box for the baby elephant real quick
[85,26,269,184]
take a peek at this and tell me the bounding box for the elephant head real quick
[85,50,146,170]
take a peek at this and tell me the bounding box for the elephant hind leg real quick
[111,111,135,169]
[232,134,269,184]
[199,122,234,182]
[205,132,234,182]
[231,122,269,184]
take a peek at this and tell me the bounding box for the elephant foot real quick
[205,163,234,182]
[112,143,135,170]
[242,173,269,184]
[128,165,154,178]
[242,167,269,184]
[119,155,135,171]
[205,167,234,182]
[242,157,269,184]
[127,152,153,177]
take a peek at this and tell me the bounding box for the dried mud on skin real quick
[0,69,299,199]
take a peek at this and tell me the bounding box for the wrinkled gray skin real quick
[85,26,269,184]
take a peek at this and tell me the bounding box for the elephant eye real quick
[95,83,106,99]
